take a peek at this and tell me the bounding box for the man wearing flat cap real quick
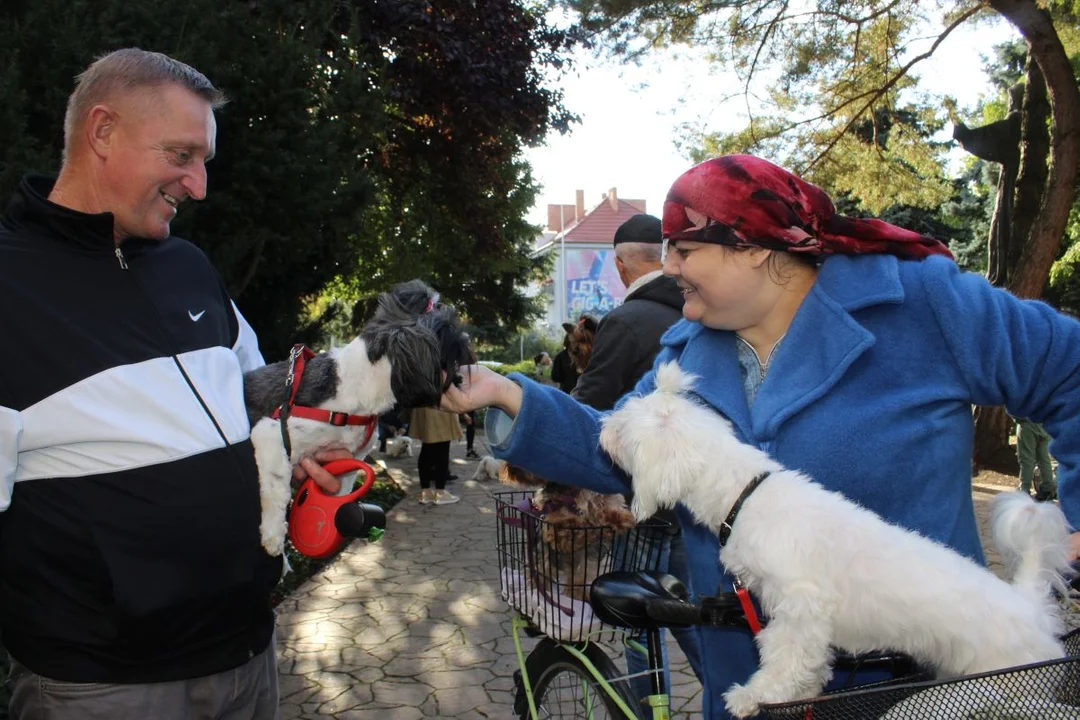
[572,214,685,410]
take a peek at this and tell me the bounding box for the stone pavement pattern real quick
[275,436,1074,719]
[276,434,702,719]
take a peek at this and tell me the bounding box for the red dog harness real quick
[269,344,377,457]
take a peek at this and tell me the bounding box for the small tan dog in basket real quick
[501,463,636,601]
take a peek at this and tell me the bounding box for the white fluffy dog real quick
[383,433,414,458]
[244,281,471,557]
[471,454,505,482]
[600,362,1073,718]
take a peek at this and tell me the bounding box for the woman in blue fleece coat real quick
[442,155,1080,719]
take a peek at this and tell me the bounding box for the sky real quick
[524,13,1020,228]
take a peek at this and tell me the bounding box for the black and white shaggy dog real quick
[244,280,473,556]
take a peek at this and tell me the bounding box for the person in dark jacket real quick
[550,336,580,393]
[0,49,346,720]
[572,214,685,411]
[571,214,703,711]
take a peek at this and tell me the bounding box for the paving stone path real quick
[275,435,1077,719]
[276,435,701,719]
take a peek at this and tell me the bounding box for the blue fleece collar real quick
[658,255,907,439]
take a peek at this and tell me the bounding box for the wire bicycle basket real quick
[757,627,1080,719]
[494,489,672,643]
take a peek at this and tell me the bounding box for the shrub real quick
[491,359,537,377]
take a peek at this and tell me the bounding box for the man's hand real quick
[1068,531,1080,562]
[291,448,355,494]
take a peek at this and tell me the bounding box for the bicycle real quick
[494,490,1080,719]
[495,489,674,718]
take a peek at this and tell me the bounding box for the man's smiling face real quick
[102,83,216,242]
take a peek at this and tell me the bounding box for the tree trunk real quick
[975,0,1080,471]
[987,166,1015,286]
[988,0,1080,299]
[951,89,1021,286]
[972,406,1019,474]
[1007,54,1050,294]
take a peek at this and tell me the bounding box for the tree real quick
[950,46,1027,287]
[951,37,1052,470]
[574,0,984,210]
[1046,205,1080,314]
[330,0,576,349]
[570,0,1080,471]
[0,0,576,356]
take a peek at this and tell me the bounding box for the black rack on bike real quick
[587,566,1080,718]
[494,490,673,643]
[755,627,1080,719]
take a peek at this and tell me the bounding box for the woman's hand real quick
[442,364,523,417]
[291,447,355,494]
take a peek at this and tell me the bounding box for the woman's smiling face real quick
[662,239,774,330]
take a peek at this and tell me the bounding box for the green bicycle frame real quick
[512,613,671,720]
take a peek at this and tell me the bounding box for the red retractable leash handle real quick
[288,458,386,559]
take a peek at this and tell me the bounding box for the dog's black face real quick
[361,279,474,409]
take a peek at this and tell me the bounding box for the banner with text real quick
[564,249,625,321]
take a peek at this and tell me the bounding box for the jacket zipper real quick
[116,244,278,652]
[116,245,231,448]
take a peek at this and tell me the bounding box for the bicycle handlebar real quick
[644,598,704,627]
[647,591,916,676]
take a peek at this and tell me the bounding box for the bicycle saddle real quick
[590,571,690,629]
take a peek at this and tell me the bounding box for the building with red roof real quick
[531,188,648,330]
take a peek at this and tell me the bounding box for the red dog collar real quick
[269,344,377,456]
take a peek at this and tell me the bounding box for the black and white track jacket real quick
[0,175,281,683]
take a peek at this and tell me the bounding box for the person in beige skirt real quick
[409,406,464,505]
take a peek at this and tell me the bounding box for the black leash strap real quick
[276,344,306,459]
[278,402,293,458]
[718,471,771,547]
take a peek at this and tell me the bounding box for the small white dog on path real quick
[471,455,505,482]
[383,434,414,458]
[600,361,1073,719]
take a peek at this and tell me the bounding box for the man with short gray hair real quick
[0,48,340,720]
[572,213,684,410]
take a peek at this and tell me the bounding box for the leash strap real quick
[715,471,770,636]
[718,471,771,547]
[733,575,762,635]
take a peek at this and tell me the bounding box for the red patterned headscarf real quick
[662,155,954,261]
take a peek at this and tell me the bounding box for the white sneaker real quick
[418,489,435,505]
[433,490,460,506]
